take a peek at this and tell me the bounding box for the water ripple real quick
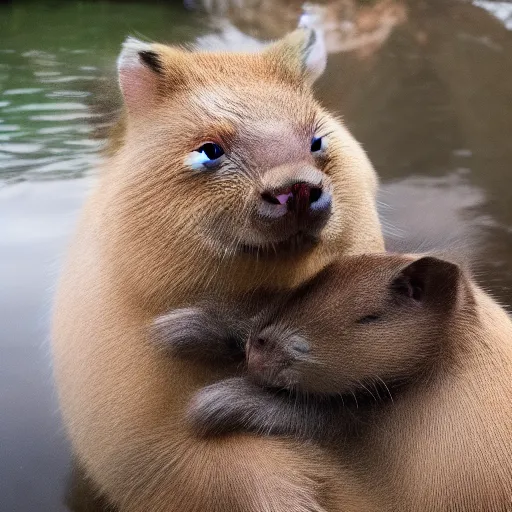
[4,88,44,95]
[0,47,108,185]
[5,102,88,112]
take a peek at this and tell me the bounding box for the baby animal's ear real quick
[117,37,188,115]
[391,256,463,310]
[265,25,327,85]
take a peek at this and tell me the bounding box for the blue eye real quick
[187,142,225,169]
[198,142,224,161]
[311,137,323,152]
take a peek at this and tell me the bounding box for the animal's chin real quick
[250,366,299,390]
[238,231,320,259]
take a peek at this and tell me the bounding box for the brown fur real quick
[52,29,383,512]
[189,254,512,511]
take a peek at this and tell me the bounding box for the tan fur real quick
[241,255,512,511]
[370,285,512,511]
[52,30,383,511]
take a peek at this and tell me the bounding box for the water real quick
[1,1,511,510]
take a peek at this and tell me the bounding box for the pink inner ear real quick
[119,63,159,115]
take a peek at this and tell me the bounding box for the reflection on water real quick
[474,1,512,29]
[380,172,491,260]
[1,0,512,510]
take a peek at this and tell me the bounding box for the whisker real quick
[358,381,377,402]
[376,375,394,404]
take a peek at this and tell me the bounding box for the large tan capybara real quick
[52,29,384,511]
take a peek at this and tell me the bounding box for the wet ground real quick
[1,1,511,510]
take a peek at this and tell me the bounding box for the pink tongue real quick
[275,192,293,205]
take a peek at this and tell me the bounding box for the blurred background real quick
[1,0,511,510]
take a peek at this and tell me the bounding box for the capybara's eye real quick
[310,136,324,152]
[186,142,225,169]
[198,142,225,161]
[356,314,381,324]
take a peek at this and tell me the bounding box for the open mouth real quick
[240,231,319,258]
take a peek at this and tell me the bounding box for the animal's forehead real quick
[189,51,294,87]
[295,257,404,308]
[190,83,316,126]
[185,86,317,163]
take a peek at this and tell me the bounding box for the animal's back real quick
[369,286,512,511]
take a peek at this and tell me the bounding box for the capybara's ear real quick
[265,26,327,85]
[391,256,463,310]
[117,37,187,115]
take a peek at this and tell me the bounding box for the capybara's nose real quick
[246,336,275,374]
[260,181,331,219]
[262,182,319,210]
[248,336,275,355]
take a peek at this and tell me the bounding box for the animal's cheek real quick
[313,154,332,177]
[203,193,256,233]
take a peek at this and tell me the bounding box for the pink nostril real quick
[275,192,293,205]
[261,192,280,205]
[261,182,322,210]
[261,189,293,206]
